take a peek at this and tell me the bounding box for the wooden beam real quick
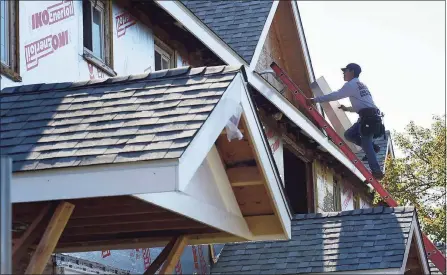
[12,203,52,266]
[143,237,178,275]
[305,163,315,213]
[245,215,283,237]
[25,202,74,274]
[63,219,206,236]
[258,109,315,162]
[66,212,184,228]
[209,244,217,264]
[216,135,255,165]
[159,236,188,274]
[54,232,237,253]
[227,166,263,187]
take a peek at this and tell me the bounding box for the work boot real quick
[372,170,385,180]
[362,144,380,161]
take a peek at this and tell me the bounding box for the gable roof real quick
[355,130,391,172]
[0,65,242,172]
[211,206,420,274]
[181,0,273,64]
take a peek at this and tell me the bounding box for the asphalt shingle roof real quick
[0,65,243,172]
[211,206,416,274]
[181,0,273,64]
[355,130,391,172]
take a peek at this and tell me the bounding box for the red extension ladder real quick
[269,62,446,274]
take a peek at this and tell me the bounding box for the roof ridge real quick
[293,206,415,220]
[0,65,244,96]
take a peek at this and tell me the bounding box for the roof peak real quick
[293,206,415,221]
[0,65,244,96]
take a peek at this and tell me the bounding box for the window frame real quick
[82,0,115,76]
[333,177,342,212]
[0,0,20,82]
[154,37,175,71]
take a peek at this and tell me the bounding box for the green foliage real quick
[376,115,446,243]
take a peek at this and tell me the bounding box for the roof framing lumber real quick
[12,203,52,266]
[159,236,188,274]
[25,202,74,274]
[142,236,188,275]
[143,237,179,275]
[227,166,263,187]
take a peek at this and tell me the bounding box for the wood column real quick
[25,202,74,274]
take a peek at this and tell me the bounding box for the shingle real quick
[17,83,43,93]
[1,66,237,172]
[211,205,416,274]
[181,0,272,63]
[35,157,80,170]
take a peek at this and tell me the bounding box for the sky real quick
[297,1,445,134]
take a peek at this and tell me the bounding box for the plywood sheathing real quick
[255,1,318,124]
[215,117,275,217]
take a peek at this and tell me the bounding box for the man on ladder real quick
[307,63,385,180]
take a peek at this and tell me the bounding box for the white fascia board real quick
[136,145,252,240]
[387,132,396,158]
[410,216,431,274]
[401,218,416,274]
[383,137,390,172]
[154,0,247,66]
[249,1,280,70]
[135,191,252,240]
[178,74,243,191]
[240,82,292,239]
[291,1,316,83]
[247,72,366,181]
[155,0,365,182]
[11,160,177,203]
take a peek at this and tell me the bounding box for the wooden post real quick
[159,236,188,275]
[25,202,74,274]
[143,237,178,275]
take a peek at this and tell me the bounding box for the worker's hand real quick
[339,105,348,111]
[306,98,315,106]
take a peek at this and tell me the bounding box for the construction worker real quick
[307,63,385,180]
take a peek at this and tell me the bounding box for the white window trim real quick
[0,0,20,82]
[1,0,10,66]
[155,44,171,70]
[91,1,105,60]
[154,37,175,70]
[82,0,115,76]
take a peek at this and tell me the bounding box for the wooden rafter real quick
[25,201,74,274]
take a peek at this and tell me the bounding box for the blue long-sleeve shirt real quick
[314,78,378,113]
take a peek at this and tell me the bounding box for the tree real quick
[377,115,446,243]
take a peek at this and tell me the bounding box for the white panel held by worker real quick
[307,63,386,180]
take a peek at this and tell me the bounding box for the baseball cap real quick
[341,63,361,75]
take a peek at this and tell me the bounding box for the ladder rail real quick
[269,62,446,274]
